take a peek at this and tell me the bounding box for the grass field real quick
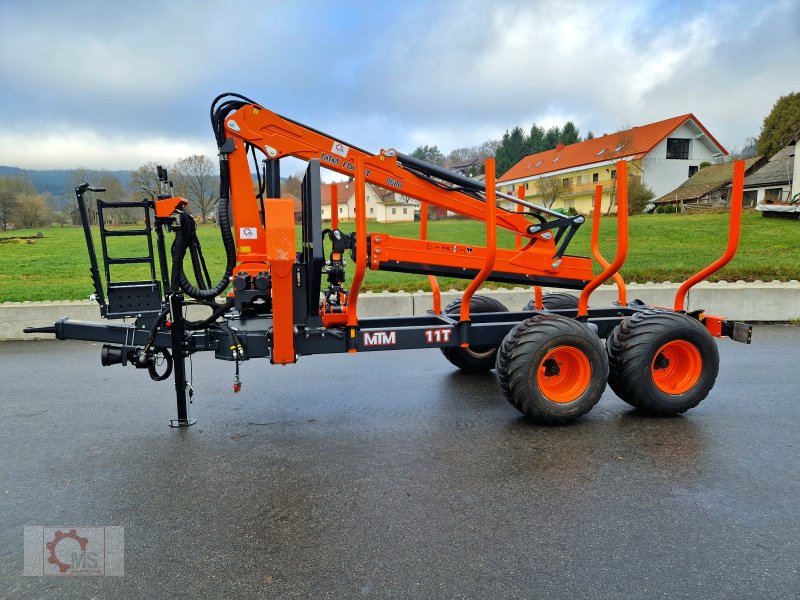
[0,211,798,302]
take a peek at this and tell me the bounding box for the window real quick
[666,138,690,159]
[339,207,343,214]
[392,207,396,215]
[596,149,606,156]
[764,188,783,202]
[562,177,571,185]
[525,182,530,190]
[369,207,374,214]
[564,199,575,209]
[592,173,599,183]
[403,208,407,214]
[534,160,543,167]
[688,165,699,177]
[614,144,624,152]
[552,156,561,163]
[610,169,616,179]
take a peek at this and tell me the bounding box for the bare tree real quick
[68,167,101,225]
[173,155,217,223]
[0,175,35,230]
[536,176,573,209]
[14,194,52,228]
[130,161,163,199]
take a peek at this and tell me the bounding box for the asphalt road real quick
[1,324,798,599]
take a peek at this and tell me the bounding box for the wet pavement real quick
[0,324,798,599]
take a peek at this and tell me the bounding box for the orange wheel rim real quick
[651,340,702,394]
[537,346,592,403]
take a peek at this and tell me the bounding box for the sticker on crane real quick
[240,227,258,240]
[331,141,349,158]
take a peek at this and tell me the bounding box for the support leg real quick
[168,293,196,428]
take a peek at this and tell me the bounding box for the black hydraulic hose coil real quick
[170,193,236,301]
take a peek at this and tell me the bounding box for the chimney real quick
[555,143,565,152]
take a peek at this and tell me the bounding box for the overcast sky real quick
[1,0,798,173]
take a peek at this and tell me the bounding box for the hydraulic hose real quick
[182,297,235,330]
[170,192,236,300]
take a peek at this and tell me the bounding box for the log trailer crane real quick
[26,93,752,427]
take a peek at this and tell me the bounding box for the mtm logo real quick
[362,331,396,347]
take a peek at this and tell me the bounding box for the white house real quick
[320,181,415,223]
[497,114,728,213]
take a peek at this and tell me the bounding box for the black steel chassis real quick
[29,301,750,426]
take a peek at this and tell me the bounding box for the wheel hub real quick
[651,340,702,394]
[537,346,591,404]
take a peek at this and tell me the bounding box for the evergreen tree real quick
[543,126,561,149]
[495,127,528,176]
[756,92,800,158]
[559,121,580,145]
[528,125,546,154]
[410,145,445,166]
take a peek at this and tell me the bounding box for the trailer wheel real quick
[495,315,607,424]
[440,295,508,373]
[523,292,579,311]
[606,312,719,415]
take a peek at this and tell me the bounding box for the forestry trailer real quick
[26,93,752,426]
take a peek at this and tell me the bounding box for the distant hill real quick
[0,166,132,197]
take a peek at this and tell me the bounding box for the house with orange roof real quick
[497,114,727,214]
[320,180,415,223]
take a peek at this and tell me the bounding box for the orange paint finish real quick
[369,235,593,284]
[590,184,627,305]
[227,140,268,275]
[346,156,368,329]
[419,202,441,314]
[534,286,543,310]
[330,184,339,229]
[263,198,297,365]
[651,340,702,394]
[578,163,629,317]
[460,158,497,326]
[702,315,724,338]
[537,346,592,403]
[224,107,533,237]
[515,184,525,251]
[154,197,188,218]
[674,160,745,311]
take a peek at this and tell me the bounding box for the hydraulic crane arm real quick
[223,103,540,231]
[214,96,590,291]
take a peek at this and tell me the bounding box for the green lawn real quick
[0,211,798,302]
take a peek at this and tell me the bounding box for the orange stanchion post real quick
[515,184,525,250]
[331,184,339,229]
[534,285,543,310]
[674,160,744,311]
[459,158,497,343]
[590,184,627,305]
[420,202,442,314]
[515,183,543,309]
[346,156,367,348]
[578,161,629,317]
